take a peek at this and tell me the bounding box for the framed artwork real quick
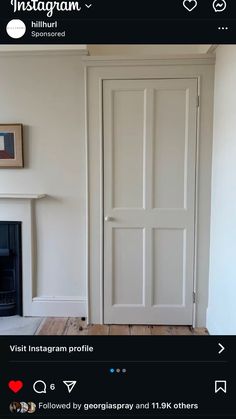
[0,124,23,168]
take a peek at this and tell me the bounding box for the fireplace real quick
[0,222,22,316]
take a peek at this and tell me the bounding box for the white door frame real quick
[84,55,215,327]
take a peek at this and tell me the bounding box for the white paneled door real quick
[103,79,198,325]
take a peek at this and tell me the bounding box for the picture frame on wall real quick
[0,124,23,168]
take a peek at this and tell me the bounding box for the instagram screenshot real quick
[0,0,235,417]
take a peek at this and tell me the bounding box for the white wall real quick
[0,52,87,315]
[207,46,236,334]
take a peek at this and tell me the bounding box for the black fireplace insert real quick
[0,222,22,316]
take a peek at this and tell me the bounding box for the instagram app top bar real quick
[0,0,236,43]
[2,0,235,19]
[1,0,234,19]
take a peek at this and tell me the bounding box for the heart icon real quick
[8,380,24,393]
[183,0,198,12]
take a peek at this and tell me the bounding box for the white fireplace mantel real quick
[0,194,47,199]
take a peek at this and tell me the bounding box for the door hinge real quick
[197,95,200,108]
[193,292,196,304]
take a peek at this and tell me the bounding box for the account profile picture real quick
[28,402,37,413]
[20,402,29,413]
[6,19,26,39]
[9,402,21,413]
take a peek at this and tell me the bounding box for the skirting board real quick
[26,297,87,317]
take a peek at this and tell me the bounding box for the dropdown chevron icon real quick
[85,4,92,8]
[63,381,77,393]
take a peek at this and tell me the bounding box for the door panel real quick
[112,228,144,306]
[153,228,186,306]
[112,90,145,209]
[103,79,198,325]
[153,88,187,209]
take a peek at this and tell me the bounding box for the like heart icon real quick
[8,380,24,393]
[183,0,198,12]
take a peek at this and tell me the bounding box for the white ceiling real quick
[0,44,212,55]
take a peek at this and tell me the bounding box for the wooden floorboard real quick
[36,317,68,335]
[35,319,209,336]
[192,327,209,336]
[169,326,193,336]
[131,326,152,335]
[151,326,173,335]
[109,325,131,335]
[63,318,88,335]
[87,325,110,335]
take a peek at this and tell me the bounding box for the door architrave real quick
[84,55,215,327]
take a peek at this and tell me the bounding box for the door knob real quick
[105,216,112,222]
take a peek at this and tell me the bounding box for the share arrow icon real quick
[63,381,77,393]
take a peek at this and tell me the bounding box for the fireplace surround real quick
[0,194,46,317]
[0,221,22,316]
